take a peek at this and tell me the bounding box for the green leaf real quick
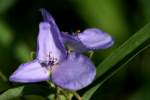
[0,86,24,100]
[0,84,53,100]
[82,22,150,100]
[82,82,102,100]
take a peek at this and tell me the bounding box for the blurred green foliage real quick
[0,0,150,100]
[0,20,13,47]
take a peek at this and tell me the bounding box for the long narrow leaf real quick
[0,84,52,100]
[82,22,150,100]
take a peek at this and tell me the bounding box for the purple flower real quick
[9,9,114,91]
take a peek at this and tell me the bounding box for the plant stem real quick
[47,80,56,88]
[0,70,7,81]
[72,91,82,100]
[59,88,72,100]
[89,51,94,59]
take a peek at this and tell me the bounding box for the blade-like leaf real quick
[82,44,150,100]
[96,24,150,79]
[82,22,150,100]
[0,84,53,100]
[0,86,24,100]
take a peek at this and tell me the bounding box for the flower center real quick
[48,52,58,65]
[40,52,58,67]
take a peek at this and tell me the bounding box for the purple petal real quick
[37,22,66,64]
[40,8,66,54]
[39,8,60,34]
[9,59,50,83]
[37,9,67,63]
[79,28,114,49]
[62,28,114,52]
[62,32,88,52]
[51,52,96,91]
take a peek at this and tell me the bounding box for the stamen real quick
[40,51,58,70]
[48,52,58,65]
[40,61,49,67]
[76,29,80,33]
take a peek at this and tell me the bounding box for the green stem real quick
[55,87,61,100]
[89,51,94,59]
[47,80,56,88]
[72,91,82,100]
[59,88,72,100]
[47,81,81,100]
[0,70,7,81]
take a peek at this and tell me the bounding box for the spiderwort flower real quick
[9,9,114,91]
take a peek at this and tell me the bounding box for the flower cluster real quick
[9,9,114,91]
